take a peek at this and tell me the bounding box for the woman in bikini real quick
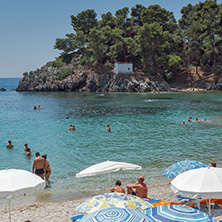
[42,154,51,183]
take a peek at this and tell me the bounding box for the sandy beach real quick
[1,183,222,222]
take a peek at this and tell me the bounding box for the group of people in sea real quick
[6,140,51,183]
[110,176,148,199]
[67,116,111,133]
[182,117,207,125]
[33,104,42,110]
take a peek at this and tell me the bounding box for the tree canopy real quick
[54,0,222,80]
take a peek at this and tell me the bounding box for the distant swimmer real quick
[107,123,111,132]
[38,105,42,110]
[6,140,13,149]
[26,147,32,157]
[66,117,70,119]
[211,162,217,167]
[187,117,192,122]
[69,125,76,130]
[182,121,186,125]
[23,143,29,152]
[33,104,37,110]
[195,118,200,123]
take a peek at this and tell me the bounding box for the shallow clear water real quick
[0,79,222,204]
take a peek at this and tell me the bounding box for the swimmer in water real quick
[6,140,14,149]
[187,117,192,122]
[107,123,111,132]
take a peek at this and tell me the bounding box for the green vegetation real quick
[54,1,222,79]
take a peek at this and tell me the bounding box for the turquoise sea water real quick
[0,78,222,205]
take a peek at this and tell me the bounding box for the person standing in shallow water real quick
[42,154,51,183]
[107,123,111,132]
[32,152,46,180]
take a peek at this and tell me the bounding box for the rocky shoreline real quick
[16,62,222,92]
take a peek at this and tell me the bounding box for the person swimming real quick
[6,140,13,149]
[69,125,76,130]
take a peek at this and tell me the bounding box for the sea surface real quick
[0,78,222,206]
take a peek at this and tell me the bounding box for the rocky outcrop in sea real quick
[16,63,170,92]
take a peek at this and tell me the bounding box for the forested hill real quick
[17,1,222,91]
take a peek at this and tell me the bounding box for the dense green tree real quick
[87,27,107,66]
[130,4,146,27]
[141,5,177,33]
[54,31,86,54]
[71,9,98,35]
[136,22,171,72]
[99,12,116,29]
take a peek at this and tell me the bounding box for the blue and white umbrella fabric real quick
[163,159,209,178]
[76,192,153,215]
[79,206,155,222]
[142,205,216,222]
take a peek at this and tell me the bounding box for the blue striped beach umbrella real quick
[142,205,216,222]
[76,192,153,215]
[163,159,209,178]
[79,206,155,222]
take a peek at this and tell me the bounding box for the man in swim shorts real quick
[126,176,148,198]
[32,152,46,179]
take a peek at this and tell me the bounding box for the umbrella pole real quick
[208,199,211,216]
[7,196,11,222]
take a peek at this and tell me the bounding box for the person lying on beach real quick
[110,180,125,193]
[32,152,46,180]
[126,176,147,198]
[6,140,13,149]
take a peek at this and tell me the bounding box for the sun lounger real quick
[71,215,84,221]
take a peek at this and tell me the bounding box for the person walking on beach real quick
[126,176,147,198]
[32,152,46,179]
[110,180,125,193]
[6,140,13,149]
[42,154,51,183]
[107,123,111,132]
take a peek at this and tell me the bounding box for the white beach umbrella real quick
[0,169,46,222]
[171,167,222,215]
[76,160,142,186]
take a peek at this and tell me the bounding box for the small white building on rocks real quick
[114,62,134,74]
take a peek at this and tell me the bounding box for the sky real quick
[1,0,222,78]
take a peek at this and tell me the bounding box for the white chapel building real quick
[114,62,134,74]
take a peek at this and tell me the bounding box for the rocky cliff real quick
[16,63,170,92]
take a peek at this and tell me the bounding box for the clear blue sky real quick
[1,0,221,78]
